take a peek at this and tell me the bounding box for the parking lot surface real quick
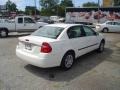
[0,33,120,90]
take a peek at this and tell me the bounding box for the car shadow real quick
[24,48,113,82]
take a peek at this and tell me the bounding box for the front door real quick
[106,22,115,32]
[82,26,99,52]
[113,22,120,32]
[23,17,37,32]
[67,25,89,57]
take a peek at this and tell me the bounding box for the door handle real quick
[24,23,26,26]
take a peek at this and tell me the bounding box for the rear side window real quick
[18,18,23,23]
[83,26,95,36]
[67,26,83,39]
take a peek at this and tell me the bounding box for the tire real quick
[61,52,75,70]
[97,40,105,53]
[0,29,8,38]
[102,28,108,33]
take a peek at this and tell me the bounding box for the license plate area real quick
[25,43,32,50]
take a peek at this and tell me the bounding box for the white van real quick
[50,16,59,22]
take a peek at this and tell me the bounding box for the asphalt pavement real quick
[0,32,120,90]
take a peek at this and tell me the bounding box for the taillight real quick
[40,42,52,53]
[96,25,101,28]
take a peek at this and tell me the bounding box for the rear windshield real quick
[31,26,64,39]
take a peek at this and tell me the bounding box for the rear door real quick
[16,17,25,32]
[23,17,37,31]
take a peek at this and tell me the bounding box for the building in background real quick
[103,0,113,7]
[65,7,120,23]
[0,5,9,18]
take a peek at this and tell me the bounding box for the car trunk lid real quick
[17,35,56,53]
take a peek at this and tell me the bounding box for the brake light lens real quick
[41,42,52,53]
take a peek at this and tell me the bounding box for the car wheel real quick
[61,52,75,70]
[102,28,108,33]
[97,41,105,53]
[0,29,8,38]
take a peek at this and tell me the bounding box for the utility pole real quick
[73,0,75,7]
[98,0,100,23]
[34,0,37,17]
[112,0,114,6]
[57,5,58,16]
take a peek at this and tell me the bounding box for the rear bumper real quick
[16,49,59,68]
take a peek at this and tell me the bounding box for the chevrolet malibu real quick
[16,24,105,70]
[96,21,120,32]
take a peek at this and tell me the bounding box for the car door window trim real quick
[67,25,85,39]
[83,26,97,36]
[78,43,99,51]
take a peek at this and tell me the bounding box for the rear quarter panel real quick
[49,39,74,66]
[0,22,15,31]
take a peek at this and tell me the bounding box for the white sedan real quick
[96,21,120,32]
[16,24,105,70]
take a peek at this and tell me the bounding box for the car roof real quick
[46,23,82,28]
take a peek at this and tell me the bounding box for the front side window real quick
[83,26,95,36]
[67,26,83,39]
[24,18,35,23]
[31,26,64,39]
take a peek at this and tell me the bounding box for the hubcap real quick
[1,30,6,37]
[65,55,73,68]
[104,29,108,32]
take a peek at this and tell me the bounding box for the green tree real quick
[60,0,73,7]
[59,0,74,17]
[114,0,120,6]
[39,0,59,16]
[6,0,17,12]
[40,0,59,9]
[18,10,25,15]
[25,6,39,15]
[39,0,73,16]
[82,2,98,7]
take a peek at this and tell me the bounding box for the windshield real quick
[31,26,64,39]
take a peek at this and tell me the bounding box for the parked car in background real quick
[96,21,120,32]
[37,18,54,24]
[58,18,65,22]
[0,16,48,38]
[16,24,105,70]
[74,22,95,28]
[0,19,5,23]
[50,16,59,22]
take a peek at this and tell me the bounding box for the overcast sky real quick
[0,0,101,10]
